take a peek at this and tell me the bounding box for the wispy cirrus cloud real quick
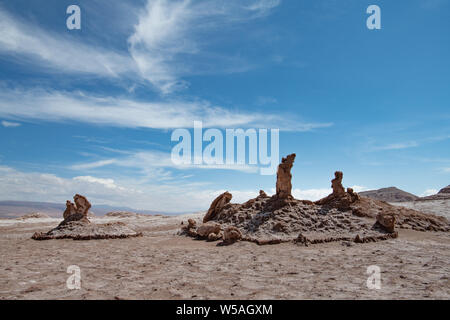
[0,87,331,131]
[371,141,420,151]
[69,150,260,175]
[0,0,282,94]
[368,134,450,152]
[0,7,135,78]
[128,0,282,93]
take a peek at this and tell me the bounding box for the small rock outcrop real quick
[223,226,242,244]
[203,192,232,223]
[32,195,141,241]
[276,154,296,199]
[315,171,360,210]
[197,222,221,238]
[62,194,91,222]
[375,212,396,233]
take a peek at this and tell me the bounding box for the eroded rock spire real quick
[276,153,296,199]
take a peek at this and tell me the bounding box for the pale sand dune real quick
[0,213,449,300]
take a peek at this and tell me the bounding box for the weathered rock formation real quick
[74,194,91,216]
[32,195,141,241]
[223,226,242,244]
[315,171,361,210]
[197,222,221,238]
[203,192,232,223]
[332,171,345,196]
[182,154,449,246]
[276,154,296,199]
[375,212,396,233]
[62,194,91,222]
[63,200,77,220]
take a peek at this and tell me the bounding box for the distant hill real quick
[359,187,419,202]
[0,200,168,219]
[419,185,450,201]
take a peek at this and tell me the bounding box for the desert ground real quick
[1,201,449,300]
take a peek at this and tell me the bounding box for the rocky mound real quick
[181,154,449,246]
[32,221,142,240]
[359,187,419,202]
[32,195,141,241]
[16,212,50,220]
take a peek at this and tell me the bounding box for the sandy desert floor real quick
[0,208,449,300]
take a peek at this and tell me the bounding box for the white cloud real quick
[1,120,21,127]
[73,176,125,191]
[292,188,331,201]
[0,8,135,78]
[372,141,419,151]
[0,1,282,94]
[290,185,367,201]
[443,168,450,173]
[70,150,260,175]
[0,163,369,212]
[0,165,261,212]
[0,87,331,131]
[128,0,282,93]
[421,189,438,197]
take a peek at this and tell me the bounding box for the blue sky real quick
[0,0,449,212]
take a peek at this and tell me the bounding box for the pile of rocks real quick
[181,154,449,246]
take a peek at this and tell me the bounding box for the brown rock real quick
[180,218,198,237]
[315,172,360,210]
[331,171,345,196]
[197,222,221,238]
[223,226,242,244]
[259,190,268,198]
[272,221,288,233]
[74,194,91,217]
[276,154,296,199]
[203,192,232,223]
[63,200,77,220]
[187,219,196,229]
[376,212,396,233]
[207,232,223,242]
[347,188,360,202]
